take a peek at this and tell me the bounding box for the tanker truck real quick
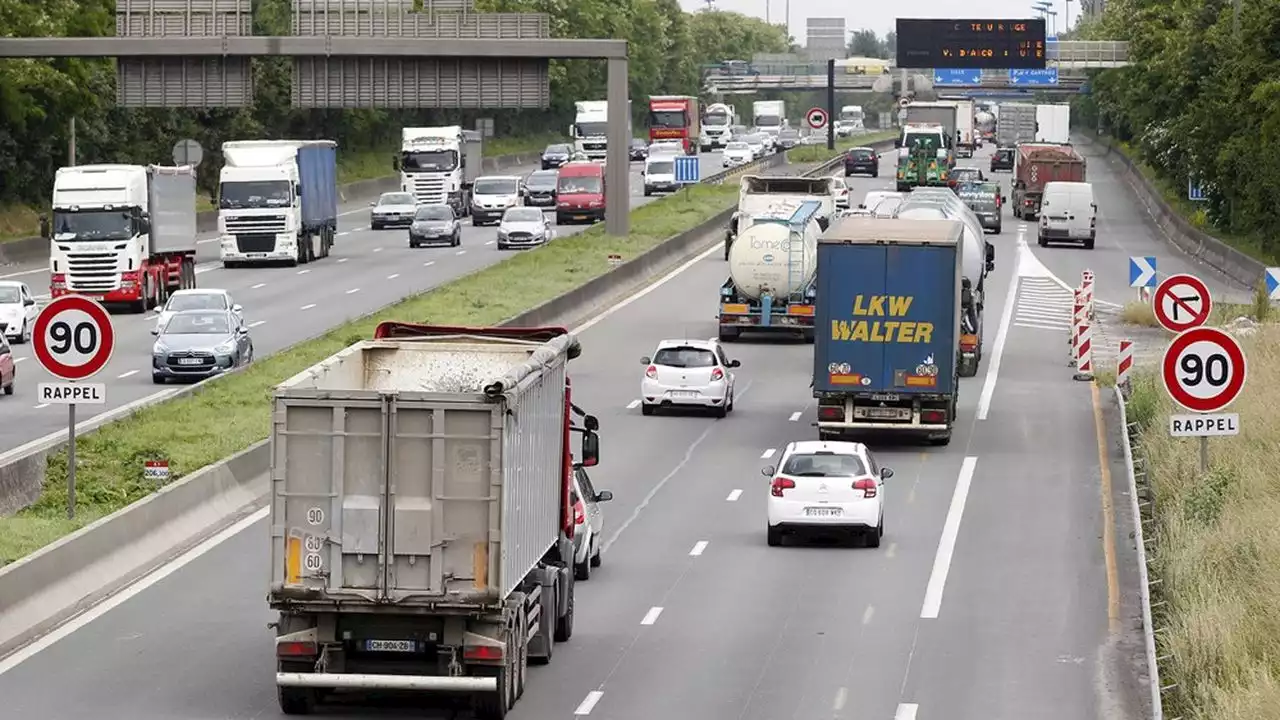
[894,188,996,377]
[724,174,835,259]
[718,199,822,343]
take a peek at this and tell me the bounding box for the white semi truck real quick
[217,140,338,267]
[751,100,786,143]
[395,126,483,216]
[571,101,611,161]
[836,105,865,137]
[700,103,736,150]
[45,164,198,312]
[269,322,602,718]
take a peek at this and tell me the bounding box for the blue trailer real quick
[297,140,338,261]
[812,217,964,445]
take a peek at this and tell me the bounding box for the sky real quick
[677,0,1079,41]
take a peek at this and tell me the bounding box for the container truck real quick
[571,101,630,162]
[752,100,786,137]
[895,123,951,191]
[701,103,736,150]
[1011,144,1086,220]
[269,322,602,718]
[949,99,976,157]
[895,189,997,377]
[1035,104,1071,144]
[724,174,836,259]
[218,140,337,268]
[45,164,198,312]
[812,217,965,445]
[719,199,822,342]
[904,102,958,158]
[395,126,482,216]
[648,95,700,155]
[995,103,1037,147]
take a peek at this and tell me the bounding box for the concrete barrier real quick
[1075,132,1263,290]
[0,152,542,268]
[0,142,877,657]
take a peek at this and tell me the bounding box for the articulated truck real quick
[700,103,736,150]
[719,199,823,343]
[218,140,338,267]
[396,126,483,215]
[813,217,965,445]
[46,164,198,312]
[269,323,601,718]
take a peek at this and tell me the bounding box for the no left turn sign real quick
[1161,326,1246,413]
[806,107,828,130]
[33,295,116,381]
[1152,273,1212,333]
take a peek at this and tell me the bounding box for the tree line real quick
[1074,0,1280,253]
[0,0,789,206]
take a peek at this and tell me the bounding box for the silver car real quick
[369,192,418,229]
[151,309,253,384]
[496,206,553,250]
[408,204,461,248]
[571,467,613,580]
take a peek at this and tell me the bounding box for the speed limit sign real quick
[33,295,115,381]
[1161,326,1246,413]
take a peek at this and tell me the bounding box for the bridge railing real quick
[1049,40,1130,63]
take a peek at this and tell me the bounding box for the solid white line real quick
[626,399,640,409]
[1014,321,1069,331]
[760,448,775,459]
[0,506,269,675]
[345,288,359,294]
[689,540,708,556]
[575,690,604,715]
[862,605,875,625]
[248,320,266,328]
[788,411,802,422]
[640,607,663,626]
[386,273,399,280]
[14,357,25,364]
[977,247,1022,421]
[921,456,978,619]
[300,303,316,310]
[833,687,848,711]
[116,370,138,379]
[895,703,919,720]
[726,489,742,502]
[250,283,265,289]
[373,247,383,253]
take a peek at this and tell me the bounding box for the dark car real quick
[151,309,253,384]
[948,166,986,190]
[541,143,572,170]
[525,169,559,207]
[409,204,461,247]
[990,146,1015,172]
[776,128,801,150]
[629,138,648,161]
[957,181,1004,234]
[843,146,879,177]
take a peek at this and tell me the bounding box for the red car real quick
[0,334,14,396]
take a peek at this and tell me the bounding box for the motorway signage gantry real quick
[1151,273,1212,334]
[31,294,115,520]
[805,107,829,130]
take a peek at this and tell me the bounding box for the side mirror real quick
[232,304,243,314]
[640,356,651,365]
[595,490,613,503]
[584,414,599,431]
[761,465,776,476]
[392,155,400,171]
[23,298,35,307]
[728,359,741,368]
[237,326,250,335]
[138,218,151,235]
[985,243,995,263]
[39,215,50,239]
[881,467,894,479]
[369,201,376,207]
[295,184,302,197]
[893,138,901,148]
[580,430,600,467]
[150,327,159,336]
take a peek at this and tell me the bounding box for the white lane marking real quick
[896,703,919,720]
[455,250,466,255]
[921,456,978,619]
[33,403,49,409]
[886,542,897,558]
[300,303,316,310]
[296,269,310,275]
[639,607,663,626]
[788,411,802,422]
[423,260,435,267]
[976,234,1024,421]
[485,240,495,246]
[116,370,138,379]
[0,505,269,675]
[833,687,848,711]
[386,273,399,280]
[625,399,640,409]
[196,238,216,245]
[373,247,382,253]
[248,320,266,328]
[346,288,360,294]
[862,605,875,625]
[337,231,349,237]
[726,489,742,502]
[250,283,265,289]
[760,448,775,459]
[574,690,604,715]
[689,540,708,556]
[14,357,25,364]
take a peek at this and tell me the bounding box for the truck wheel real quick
[277,660,317,715]
[470,666,510,720]
[515,610,529,699]
[801,329,815,344]
[554,586,574,642]
[134,274,151,313]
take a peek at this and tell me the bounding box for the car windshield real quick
[558,176,602,194]
[503,208,543,223]
[850,149,874,159]
[163,314,230,335]
[726,142,748,150]
[400,149,457,172]
[527,172,558,189]
[647,160,674,174]
[545,144,571,155]
[575,121,608,137]
[652,346,716,368]
[379,193,414,206]
[781,452,867,477]
[219,180,290,210]
[746,135,763,145]
[415,206,453,221]
[166,293,225,312]
[0,287,20,303]
[953,170,981,182]
[904,132,943,151]
[52,209,135,241]
[474,178,519,195]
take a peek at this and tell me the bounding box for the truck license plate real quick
[178,358,203,365]
[804,507,842,517]
[364,639,416,653]
[865,407,909,420]
[870,393,899,402]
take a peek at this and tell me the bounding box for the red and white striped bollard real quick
[1080,269,1095,319]
[1116,339,1133,389]
[1074,322,1094,381]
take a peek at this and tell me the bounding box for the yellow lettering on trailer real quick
[830,320,934,343]
[851,294,915,317]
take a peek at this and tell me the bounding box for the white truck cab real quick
[396,126,482,215]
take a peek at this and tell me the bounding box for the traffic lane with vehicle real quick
[0,153,725,451]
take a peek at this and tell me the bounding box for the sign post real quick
[32,295,115,519]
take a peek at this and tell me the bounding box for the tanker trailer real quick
[718,199,822,343]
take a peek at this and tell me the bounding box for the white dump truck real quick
[395,126,483,215]
[269,323,602,718]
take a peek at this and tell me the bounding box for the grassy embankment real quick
[784,130,897,164]
[0,134,560,244]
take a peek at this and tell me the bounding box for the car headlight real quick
[215,341,236,355]
[152,343,168,355]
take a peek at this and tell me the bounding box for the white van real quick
[1038,181,1097,249]
[642,155,678,196]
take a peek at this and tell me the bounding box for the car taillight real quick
[921,409,948,423]
[645,365,657,379]
[710,368,724,381]
[770,477,795,497]
[817,406,844,421]
[573,499,585,525]
[853,478,878,498]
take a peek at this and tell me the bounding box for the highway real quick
[0,148,1146,719]
[0,150,728,452]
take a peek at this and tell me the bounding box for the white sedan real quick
[722,141,754,167]
[764,440,891,547]
[0,281,38,343]
[640,338,738,417]
[153,288,242,334]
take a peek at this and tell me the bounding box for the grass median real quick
[1123,322,1280,720]
[0,177,749,566]
[0,133,559,241]
[784,130,898,165]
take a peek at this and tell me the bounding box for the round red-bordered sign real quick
[32,295,115,381]
[1161,326,1246,413]
[806,107,828,130]
[1152,273,1212,333]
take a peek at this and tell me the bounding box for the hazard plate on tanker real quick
[364,639,417,653]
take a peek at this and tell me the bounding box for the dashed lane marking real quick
[639,607,663,626]
[300,304,316,310]
[249,320,266,328]
[117,370,138,379]
[346,288,360,294]
[574,691,604,715]
[689,540,708,556]
[625,399,640,409]
[386,273,399,280]
[788,411,802,422]
[760,448,776,459]
[251,283,265,289]
[726,489,742,502]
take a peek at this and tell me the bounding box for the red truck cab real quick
[555,162,606,225]
[648,95,700,155]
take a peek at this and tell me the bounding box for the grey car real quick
[776,128,801,150]
[369,192,418,229]
[497,206,553,250]
[524,169,559,207]
[408,204,461,247]
[151,309,253,384]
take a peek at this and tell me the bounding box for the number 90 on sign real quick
[1162,327,1246,413]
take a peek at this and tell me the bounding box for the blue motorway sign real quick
[933,68,982,86]
[674,156,700,184]
[1129,256,1157,288]
[1188,176,1208,202]
[1009,68,1059,86]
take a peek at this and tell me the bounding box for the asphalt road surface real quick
[0,148,1147,719]
[0,150,730,452]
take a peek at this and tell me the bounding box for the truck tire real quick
[277,661,317,715]
[554,585,574,642]
[515,609,529,699]
[718,328,739,342]
[134,274,151,313]
[470,665,511,720]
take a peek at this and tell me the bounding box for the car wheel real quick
[865,518,884,548]
[590,544,602,568]
[714,402,728,419]
[574,554,590,581]
[409,239,418,248]
[17,320,28,344]
[767,525,783,547]
[640,403,655,416]
[727,392,735,412]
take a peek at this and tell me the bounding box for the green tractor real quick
[894,127,951,192]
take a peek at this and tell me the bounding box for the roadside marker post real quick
[1074,322,1094,381]
[1070,290,1086,366]
[31,295,115,520]
[1080,269,1095,319]
[1117,339,1133,393]
[1266,267,1280,301]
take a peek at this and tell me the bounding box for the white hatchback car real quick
[640,338,739,417]
[831,175,851,210]
[0,280,38,343]
[570,467,613,581]
[722,141,754,167]
[764,440,892,547]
